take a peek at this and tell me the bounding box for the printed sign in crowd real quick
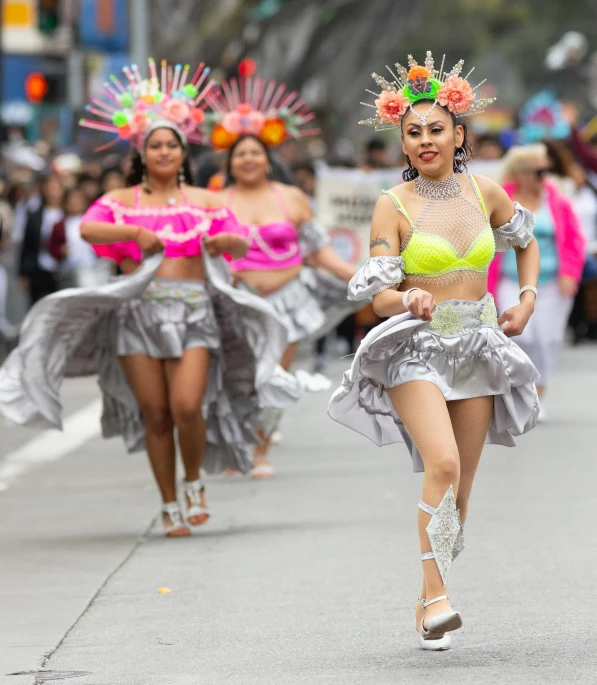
[316,161,503,265]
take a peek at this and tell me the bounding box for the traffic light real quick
[25,73,49,102]
[38,0,59,34]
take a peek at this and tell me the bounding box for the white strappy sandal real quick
[250,463,274,479]
[419,595,462,636]
[183,479,210,525]
[416,597,452,651]
[162,502,191,537]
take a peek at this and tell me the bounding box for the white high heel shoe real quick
[183,479,210,525]
[416,597,453,650]
[162,502,191,537]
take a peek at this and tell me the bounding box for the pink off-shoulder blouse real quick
[81,186,241,264]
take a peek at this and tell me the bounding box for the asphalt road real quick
[1,346,596,685]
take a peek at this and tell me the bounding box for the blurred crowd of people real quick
[2,119,597,369]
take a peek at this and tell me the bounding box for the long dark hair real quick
[225,133,274,186]
[401,100,472,182]
[125,127,194,187]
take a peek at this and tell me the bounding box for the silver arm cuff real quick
[493,202,535,253]
[298,219,331,258]
[347,256,405,302]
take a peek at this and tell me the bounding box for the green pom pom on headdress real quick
[183,84,198,99]
[120,93,134,108]
[403,77,441,103]
[112,111,129,126]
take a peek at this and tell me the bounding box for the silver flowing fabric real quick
[347,256,406,303]
[299,267,362,341]
[237,276,325,344]
[0,251,301,474]
[328,294,540,472]
[116,279,220,357]
[297,218,331,258]
[493,202,535,252]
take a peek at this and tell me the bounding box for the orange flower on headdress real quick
[207,172,225,190]
[437,76,475,114]
[407,66,431,81]
[260,118,287,146]
[211,124,239,150]
[375,90,409,125]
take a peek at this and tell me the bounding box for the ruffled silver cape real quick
[0,252,301,474]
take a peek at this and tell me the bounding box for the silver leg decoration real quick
[452,511,465,563]
[419,485,461,586]
[259,406,285,439]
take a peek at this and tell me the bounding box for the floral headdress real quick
[79,58,216,151]
[360,51,495,131]
[203,77,319,151]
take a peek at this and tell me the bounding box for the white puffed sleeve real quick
[493,202,535,252]
[347,256,405,302]
[298,219,331,258]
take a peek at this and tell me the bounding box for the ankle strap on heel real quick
[419,595,449,610]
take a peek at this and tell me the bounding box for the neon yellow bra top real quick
[382,174,495,286]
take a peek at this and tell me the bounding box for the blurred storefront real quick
[1,0,130,146]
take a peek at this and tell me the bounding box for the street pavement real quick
[0,345,596,685]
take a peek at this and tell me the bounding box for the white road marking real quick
[0,399,102,491]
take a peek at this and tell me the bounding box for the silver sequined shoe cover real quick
[452,511,465,562]
[419,485,461,586]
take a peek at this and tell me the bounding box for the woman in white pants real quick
[489,144,586,416]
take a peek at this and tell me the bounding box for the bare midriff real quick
[119,255,206,281]
[399,277,489,305]
[234,265,302,296]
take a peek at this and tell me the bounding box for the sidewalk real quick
[1,347,596,684]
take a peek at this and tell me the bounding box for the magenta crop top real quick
[81,185,240,264]
[228,184,303,272]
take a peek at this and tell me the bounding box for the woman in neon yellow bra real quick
[328,53,540,651]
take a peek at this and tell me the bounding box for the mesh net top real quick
[383,176,496,286]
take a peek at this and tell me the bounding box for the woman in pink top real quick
[488,143,586,418]
[0,60,300,536]
[216,134,356,478]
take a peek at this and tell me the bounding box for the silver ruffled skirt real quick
[328,294,540,472]
[237,268,360,345]
[0,253,302,474]
[117,279,220,357]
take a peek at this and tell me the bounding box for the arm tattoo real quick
[370,233,391,250]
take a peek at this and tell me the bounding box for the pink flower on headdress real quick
[128,111,150,136]
[161,99,191,126]
[223,106,265,135]
[375,90,409,125]
[437,76,475,114]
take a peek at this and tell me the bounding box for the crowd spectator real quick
[19,175,65,306]
[489,143,586,420]
[361,138,390,170]
[474,133,506,160]
[49,187,98,288]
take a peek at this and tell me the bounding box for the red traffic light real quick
[25,73,49,102]
[238,58,257,77]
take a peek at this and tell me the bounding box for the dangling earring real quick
[178,166,185,186]
[454,147,467,171]
[403,155,417,182]
[142,165,148,185]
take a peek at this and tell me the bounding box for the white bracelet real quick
[402,287,420,309]
[519,285,538,300]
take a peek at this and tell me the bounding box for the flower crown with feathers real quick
[360,51,495,131]
[79,58,216,151]
[202,76,319,151]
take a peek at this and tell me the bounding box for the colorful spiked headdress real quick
[360,51,495,131]
[79,59,216,151]
[203,77,319,151]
